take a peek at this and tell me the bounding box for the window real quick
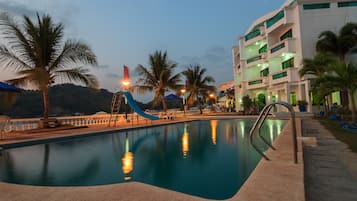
[338,1,357,7]
[290,92,297,106]
[266,10,285,28]
[280,29,292,41]
[260,68,269,77]
[303,3,330,10]
[259,44,268,54]
[282,58,294,69]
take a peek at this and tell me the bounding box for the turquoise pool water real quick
[0,119,285,200]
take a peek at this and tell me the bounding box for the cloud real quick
[0,1,39,17]
[178,46,234,85]
[0,0,79,35]
[105,73,119,79]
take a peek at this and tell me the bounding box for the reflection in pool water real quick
[121,133,134,181]
[0,119,286,200]
[211,120,217,145]
[181,123,189,158]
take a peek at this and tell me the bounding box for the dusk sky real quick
[0,0,286,102]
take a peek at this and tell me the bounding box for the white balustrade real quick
[3,109,205,133]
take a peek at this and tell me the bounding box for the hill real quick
[1,84,182,118]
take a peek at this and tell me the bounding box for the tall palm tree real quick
[316,23,357,107]
[314,61,357,122]
[136,50,181,112]
[182,65,215,114]
[0,13,98,126]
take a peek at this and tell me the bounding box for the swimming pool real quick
[0,119,286,200]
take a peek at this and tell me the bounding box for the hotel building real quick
[232,0,357,112]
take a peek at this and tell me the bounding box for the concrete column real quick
[297,82,302,101]
[305,80,311,112]
[286,83,291,104]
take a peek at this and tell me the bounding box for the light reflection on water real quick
[0,119,286,200]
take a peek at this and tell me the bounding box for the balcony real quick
[268,38,296,58]
[266,8,294,33]
[269,68,298,85]
[246,53,267,67]
[244,26,266,46]
[247,77,268,90]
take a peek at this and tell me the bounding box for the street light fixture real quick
[122,80,130,121]
[180,88,186,114]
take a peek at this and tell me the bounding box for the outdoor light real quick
[122,80,130,87]
[209,93,215,98]
[181,88,186,114]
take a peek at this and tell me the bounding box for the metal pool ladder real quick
[249,102,298,164]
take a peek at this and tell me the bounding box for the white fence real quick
[3,109,204,133]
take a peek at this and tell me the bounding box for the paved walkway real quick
[302,119,357,201]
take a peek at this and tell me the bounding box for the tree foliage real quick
[0,13,97,126]
[135,50,181,112]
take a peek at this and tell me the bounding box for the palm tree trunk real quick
[348,90,356,123]
[42,87,49,127]
[341,90,349,109]
[161,96,167,112]
[197,95,203,114]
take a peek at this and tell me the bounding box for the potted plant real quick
[297,100,308,112]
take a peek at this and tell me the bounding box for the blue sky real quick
[0,0,286,102]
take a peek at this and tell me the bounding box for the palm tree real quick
[314,61,357,122]
[182,65,215,114]
[299,53,337,113]
[316,23,357,107]
[0,13,98,127]
[316,23,357,60]
[136,51,181,112]
[299,52,336,78]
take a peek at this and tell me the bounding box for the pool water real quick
[0,119,285,200]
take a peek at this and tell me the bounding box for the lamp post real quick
[180,88,186,114]
[209,93,216,111]
[122,80,130,121]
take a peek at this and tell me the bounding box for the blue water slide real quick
[123,92,159,120]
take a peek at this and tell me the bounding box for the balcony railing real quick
[269,38,296,58]
[266,10,285,28]
[245,29,261,41]
[247,55,262,64]
[272,71,288,80]
[271,42,285,53]
[248,79,263,85]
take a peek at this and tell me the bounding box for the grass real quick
[319,118,357,153]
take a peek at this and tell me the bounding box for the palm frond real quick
[316,31,338,54]
[49,40,97,71]
[55,67,98,88]
[0,45,33,71]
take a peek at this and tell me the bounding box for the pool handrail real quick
[249,102,298,164]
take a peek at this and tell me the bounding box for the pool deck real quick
[0,116,305,201]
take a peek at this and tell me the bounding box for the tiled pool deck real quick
[0,116,306,201]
